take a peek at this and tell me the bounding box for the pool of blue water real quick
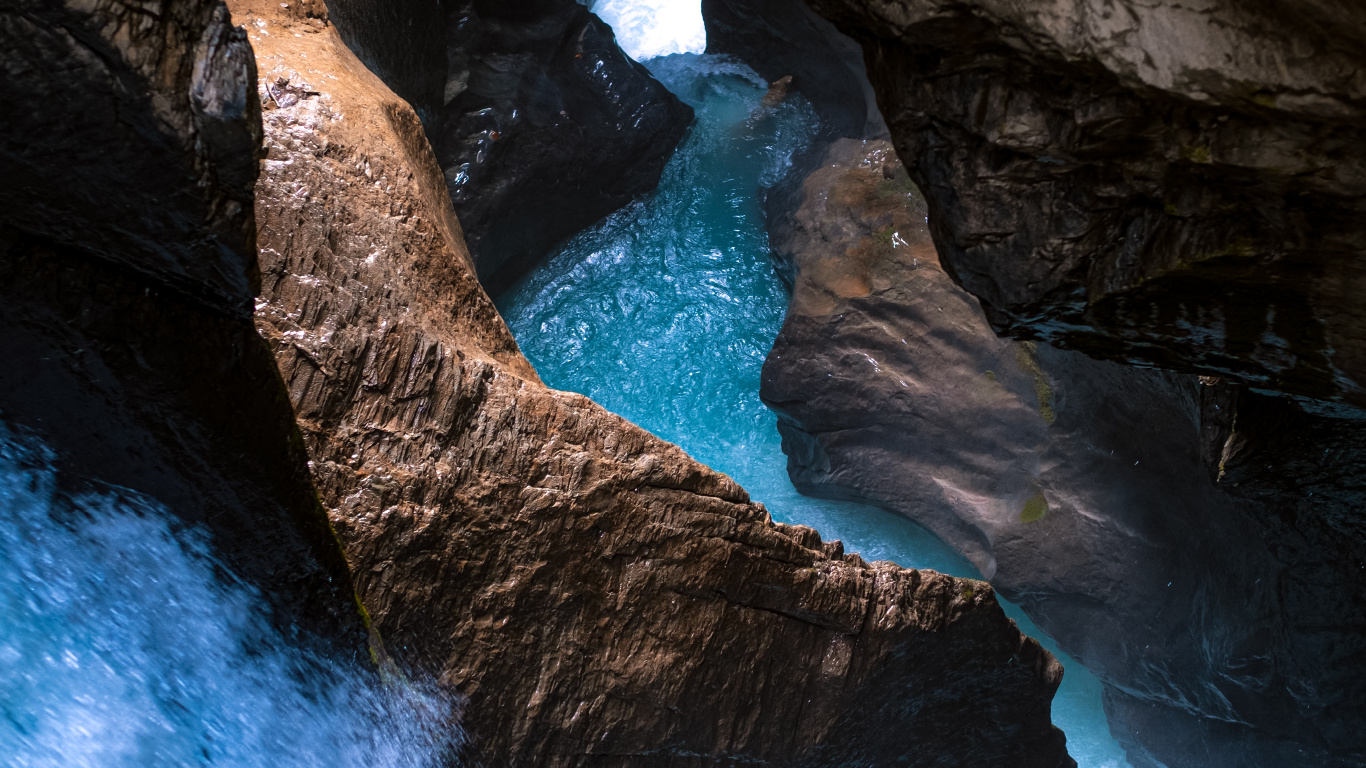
[498,53,1132,768]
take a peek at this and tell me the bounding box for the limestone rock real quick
[0,0,370,656]
[760,138,1366,768]
[232,2,1076,764]
[808,0,1366,408]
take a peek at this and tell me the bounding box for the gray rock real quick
[761,139,1366,768]
[437,0,694,294]
[807,0,1366,408]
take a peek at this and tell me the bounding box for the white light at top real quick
[591,0,707,61]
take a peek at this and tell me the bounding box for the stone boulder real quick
[437,0,694,294]
[761,137,1366,767]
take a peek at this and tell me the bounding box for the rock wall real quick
[0,0,371,656]
[322,0,447,130]
[804,0,1366,410]
[759,138,1366,767]
[437,0,694,295]
[230,1,1077,764]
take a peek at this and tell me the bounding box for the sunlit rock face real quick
[234,1,1079,763]
[758,138,1366,768]
[0,0,370,653]
[320,0,448,130]
[808,0,1366,410]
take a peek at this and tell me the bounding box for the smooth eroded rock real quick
[761,137,1366,768]
[808,0,1366,408]
[438,0,694,295]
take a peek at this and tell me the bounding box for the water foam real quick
[0,429,460,768]
[591,0,706,60]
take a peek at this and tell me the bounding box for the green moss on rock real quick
[1014,342,1056,424]
[1019,492,1049,523]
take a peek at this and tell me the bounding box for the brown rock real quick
[762,75,794,108]
[232,1,1075,764]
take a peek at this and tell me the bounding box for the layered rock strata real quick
[231,1,1076,764]
[808,0,1366,408]
[760,138,1366,767]
[437,0,694,294]
[0,0,370,655]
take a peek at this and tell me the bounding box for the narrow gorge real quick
[1,1,1362,768]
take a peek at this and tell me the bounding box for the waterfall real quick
[592,0,707,60]
[0,427,460,768]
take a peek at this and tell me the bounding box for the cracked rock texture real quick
[0,0,371,656]
[760,139,1366,767]
[231,1,1075,764]
[808,0,1366,408]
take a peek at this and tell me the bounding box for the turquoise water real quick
[498,53,1131,767]
[0,428,458,768]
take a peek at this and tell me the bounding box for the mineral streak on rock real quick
[807,0,1366,408]
[760,138,1366,767]
[0,0,371,657]
[233,1,1076,764]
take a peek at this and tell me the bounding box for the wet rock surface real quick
[761,138,1366,767]
[808,0,1366,409]
[232,2,1076,764]
[0,0,370,656]
[702,0,881,142]
[437,0,694,295]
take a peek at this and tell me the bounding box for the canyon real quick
[0,0,1076,765]
[2,0,1363,766]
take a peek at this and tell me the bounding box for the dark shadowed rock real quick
[807,0,1366,409]
[761,138,1366,767]
[230,2,1077,763]
[438,0,694,295]
[702,0,881,141]
[0,0,371,657]
[322,0,447,130]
